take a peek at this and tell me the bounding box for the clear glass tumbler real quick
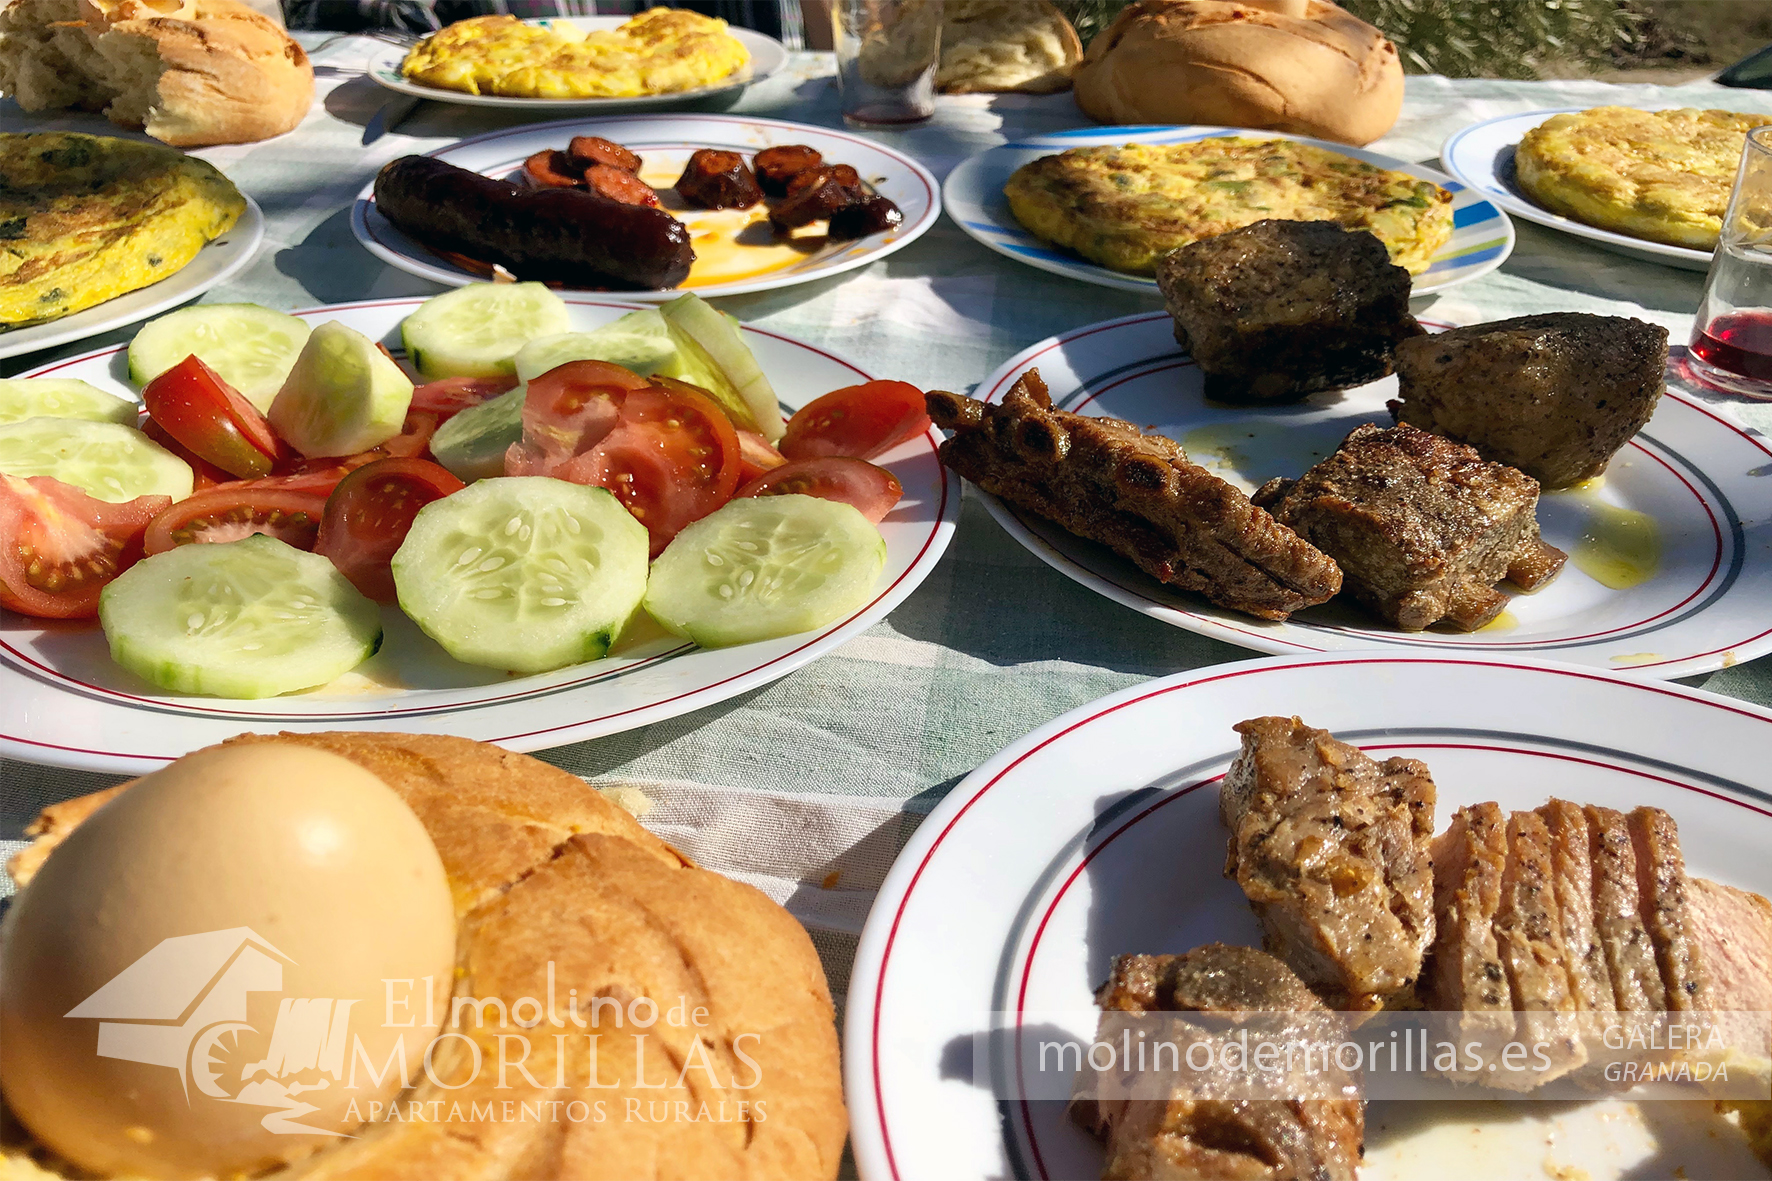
[833,0,942,128]
[1688,125,1772,399]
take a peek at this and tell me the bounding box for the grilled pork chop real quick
[926,372,1342,621]
[1220,717,1436,1013]
[1073,945,1363,1181]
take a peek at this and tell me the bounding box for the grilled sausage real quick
[583,163,660,207]
[374,156,694,290]
[524,149,584,189]
[787,164,861,195]
[674,149,764,210]
[753,144,822,196]
[770,172,861,231]
[568,135,642,174]
[829,194,904,240]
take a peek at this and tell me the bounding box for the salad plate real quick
[968,312,1772,680]
[847,651,1772,1181]
[364,17,788,112]
[0,295,958,774]
[943,126,1512,298]
[0,197,263,363]
[1440,108,1721,272]
[353,114,941,301]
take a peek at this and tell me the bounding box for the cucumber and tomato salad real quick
[0,285,933,698]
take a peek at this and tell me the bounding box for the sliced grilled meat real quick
[1627,806,1712,1012]
[1427,802,1514,1081]
[1491,810,1586,1088]
[1536,800,1616,1017]
[1585,804,1669,1015]
[753,144,823,196]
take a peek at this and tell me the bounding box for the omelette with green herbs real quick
[1,133,245,330]
[1004,138,1454,277]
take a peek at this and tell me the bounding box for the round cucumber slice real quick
[0,417,192,503]
[99,535,381,698]
[392,477,650,674]
[268,321,415,458]
[0,379,139,428]
[127,304,312,414]
[401,283,572,379]
[644,494,885,648]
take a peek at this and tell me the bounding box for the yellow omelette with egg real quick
[400,8,750,100]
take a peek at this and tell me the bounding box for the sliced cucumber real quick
[0,379,138,428]
[644,494,884,648]
[99,535,381,698]
[392,477,649,674]
[514,328,677,385]
[429,386,525,482]
[269,321,414,458]
[661,293,784,441]
[127,304,312,413]
[0,417,192,503]
[400,283,571,379]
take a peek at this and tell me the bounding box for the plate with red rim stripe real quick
[0,296,958,774]
[964,311,1772,680]
[846,652,1772,1181]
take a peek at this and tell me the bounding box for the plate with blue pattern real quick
[943,125,1513,298]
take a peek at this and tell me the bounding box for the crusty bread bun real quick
[937,0,1082,95]
[0,0,312,146]
[1072,0,1404,147]
[3,732,847,1181]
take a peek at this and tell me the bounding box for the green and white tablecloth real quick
[5,50,1772,1006]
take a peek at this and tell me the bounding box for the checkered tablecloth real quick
[6,49,1772,1006]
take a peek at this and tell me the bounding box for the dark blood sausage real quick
[769,172,862,232]
[583,163,660,207]
[568,135,641,174]
[753,144,822,196]
[829,194,904,241]
[673,149,764,210]
[787,163,861,196]
[524,149,584,189]
[374,156,694,290]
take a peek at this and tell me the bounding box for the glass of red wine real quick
[1689,125,1772,399]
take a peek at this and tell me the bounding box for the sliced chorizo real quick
[753,144,823,197]
[673,148,764,210]
[524,149,584,189]
[568,135,642,174]
[583,163,660,207]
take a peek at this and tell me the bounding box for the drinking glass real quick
[1688,125,1772,399]
[833,0,942,128]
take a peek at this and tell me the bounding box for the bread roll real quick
[0,0,312,146]
[937,0,1082,95]
[1073,0,1404,147]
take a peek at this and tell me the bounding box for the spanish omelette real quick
[1003,138,1454,276]
[400,8,749,100]
[1515,106,1772,251]
[0,132,244,330]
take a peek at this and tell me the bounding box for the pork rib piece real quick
[926,371,1342,621]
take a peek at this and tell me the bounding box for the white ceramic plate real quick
[848,652,1772,1181]
[943,126,1513,298]
[0,296,957,774]
[365,17,787,111]
[0,197,263,362]
[353,114,941,301]
[967,312,1772,680]
[1440,108,1716,272]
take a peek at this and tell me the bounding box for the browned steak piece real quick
[1220,717,1436,1013]
[1585,804,1669,1015]
[1254,423,1567,632]
[1627,806,1712,1012]
[1074,945,1362,1181]
[1491,810,1586,1088]
[1154,219,1425,404]
[1536,800,1616,1017]
[1427,802,1514,1080]
[926,371,1342,621]
[1389,313,1668,489]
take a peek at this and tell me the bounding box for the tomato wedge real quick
[780,380,930,462]
[143,484,329,556]
[0,475,168,618]
[553,383,742,556]
[141,418,231,492]
[410,375,519,420]
[737,457,903,524]
[141,354,282,479]
[272,408,440,487]
[316,457,464,602]
[507,360,653,474]
[737,429,788,483]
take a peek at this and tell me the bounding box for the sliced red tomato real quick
[736,429,788,483]
[316,457,464,602]
[507,360,653,473]
[410,374,519,420]
[141,418,230,492]
[554,384,742,556]
[0,475,168,618]
[737,457,903,524]
[271,408,440,486]
[141,355,282,479]
[143,484,329,556]
[780,380,930,462]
